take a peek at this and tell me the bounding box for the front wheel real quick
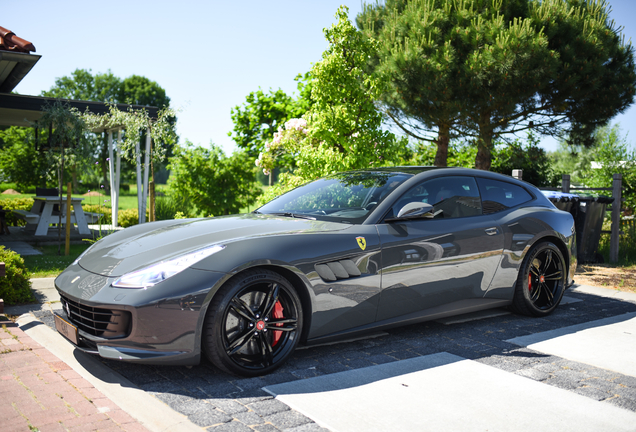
[203,269,303,376]
[511,241,566,317]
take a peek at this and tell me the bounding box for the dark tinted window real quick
[388,176,482,219]
[477,177,533,214]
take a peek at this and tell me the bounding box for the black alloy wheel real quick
[203,269,302,376]
[511,241,566,317]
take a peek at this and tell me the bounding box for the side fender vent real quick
[315,259,362,282]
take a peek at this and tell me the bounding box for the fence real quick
[512,171,623,264]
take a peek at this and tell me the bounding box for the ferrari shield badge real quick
[356,236,366,250]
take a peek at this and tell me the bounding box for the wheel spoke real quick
[530,265,540,278]
[267,318,297,332]
[544,270,563,281]
[544,250,553,272]
[259,283,280,318]
[530,285,541,302]
[541,282,555,301]
[257,332,274,367]
[226,327,257,356]
[230,297,256,321]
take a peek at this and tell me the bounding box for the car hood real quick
[78,214,350,277]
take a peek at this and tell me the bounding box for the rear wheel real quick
[203,269,302,376]
[511,241,566,317]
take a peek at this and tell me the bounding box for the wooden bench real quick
[12,209,103,231]
[83,212,104,224]
[12,209,41,226]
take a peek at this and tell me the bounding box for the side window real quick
[390,176,482,219]
[477,177,533,214]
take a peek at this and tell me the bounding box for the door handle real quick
[485,227,499,236]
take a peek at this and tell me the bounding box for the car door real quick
[375,175,505,323]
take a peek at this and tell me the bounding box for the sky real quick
[6,0,636,155]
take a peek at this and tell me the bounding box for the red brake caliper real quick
[528,274,532,291]
[271,301,284,347]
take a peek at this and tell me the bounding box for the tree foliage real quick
[358,0,636,170]
[168,142,262,216]
[412,133,557,187]
[41,69,170,108]
[257,6,409,203]
[582,125,636,212]
[229,79,311,158]
[40,69,175,190]
[0,127,49,189]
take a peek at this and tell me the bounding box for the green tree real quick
[0,127,49,190]
[42,69,174,189]
[118,75,170,108]
[258,6,409,202]
[359,0,636,170]
[490,133,558,187]
[168,142,261,216]
[41,69,121,102]
[229,83,309,158]
[584,124,636,212]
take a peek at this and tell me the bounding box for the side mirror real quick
[396,202,434,219]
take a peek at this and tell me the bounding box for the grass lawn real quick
[0,183,170,211]
[23,243,92,278]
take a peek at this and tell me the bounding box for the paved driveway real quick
[22,284,636,431]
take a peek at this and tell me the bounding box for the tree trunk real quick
[475,113,493,171]
[434,123,450,167]
[475,137,492,171]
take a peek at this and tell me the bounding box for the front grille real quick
[60,294,131,339]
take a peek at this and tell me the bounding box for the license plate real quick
[54,313,79,345]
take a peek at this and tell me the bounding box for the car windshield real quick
[256,171,412,224]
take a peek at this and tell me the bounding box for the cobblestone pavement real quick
[34,288,636,431]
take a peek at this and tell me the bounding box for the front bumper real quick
[54,264,229,365]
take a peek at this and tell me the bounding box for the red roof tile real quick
[0,26,35,53]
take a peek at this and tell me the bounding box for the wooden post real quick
[562,174,570,193]
[149,180,155,222]
[65,182,72,256]
[610,173,622,264]
[512,169,523,180]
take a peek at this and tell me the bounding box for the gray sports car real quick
[54,167,576,376]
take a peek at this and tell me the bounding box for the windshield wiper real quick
[268,212,316,220]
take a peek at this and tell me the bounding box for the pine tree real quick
[358,0,635,170]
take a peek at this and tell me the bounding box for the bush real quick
[81,204,112,225]
[0,246,35,305]
[0,198,34,226]
[117,208,149,228]
[155,195,196,221]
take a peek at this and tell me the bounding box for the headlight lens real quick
[112,244,225,289]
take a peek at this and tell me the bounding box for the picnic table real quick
[13,196,93,236]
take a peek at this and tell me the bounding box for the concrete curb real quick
[571,284,636,302]
[17,313,203,432]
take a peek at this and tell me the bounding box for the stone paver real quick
[0,315,148,431]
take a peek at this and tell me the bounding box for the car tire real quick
[510,241,566,317]
[203,269,303,376]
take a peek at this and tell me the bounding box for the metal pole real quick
[136,136,142,224]
[114,129,122,227]
[610,173,622,264]
[562,174,570,193]
[108,130,116,228]
[141,129,151,224]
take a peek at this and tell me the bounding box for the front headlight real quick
[112,244,225,289]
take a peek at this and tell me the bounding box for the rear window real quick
[477,178,533,214]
